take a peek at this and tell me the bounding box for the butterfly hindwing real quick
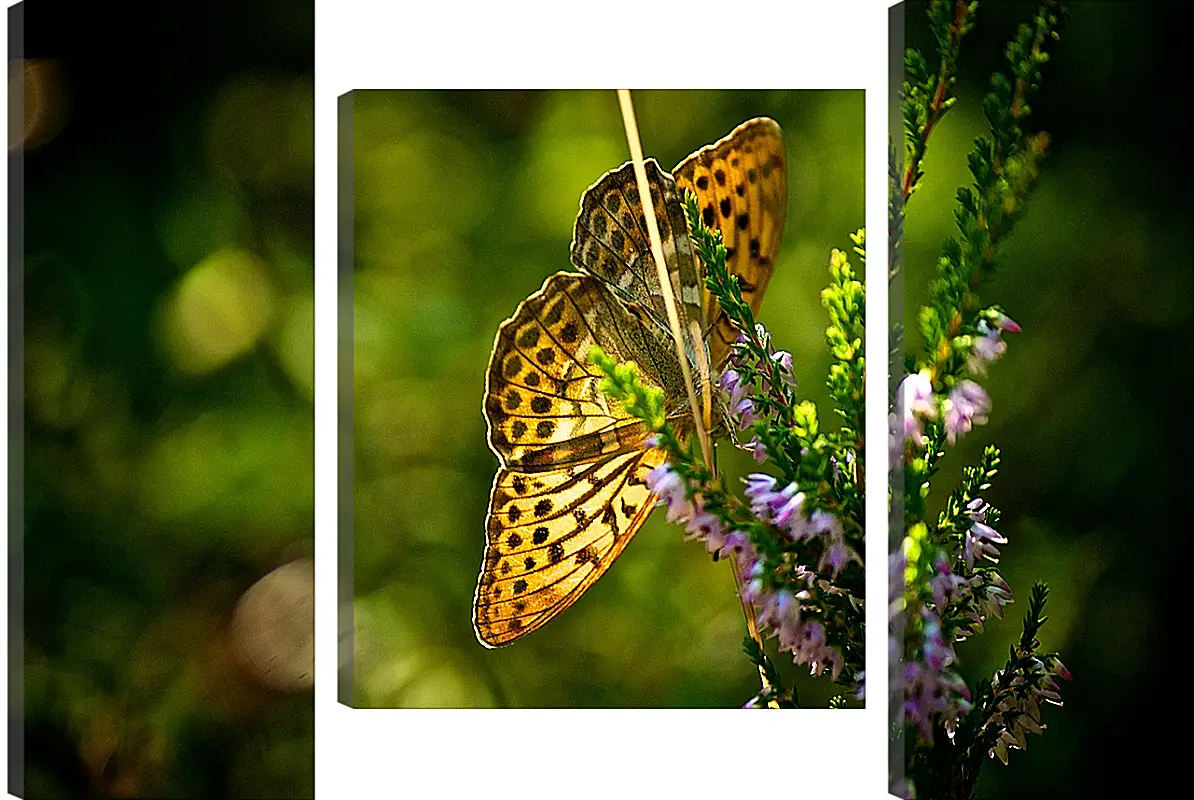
[672,117,788,369]
[473,447,666,647]
[571,159,705,344]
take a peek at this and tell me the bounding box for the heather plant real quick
[590,192,866,708]
[890,1,1070,796]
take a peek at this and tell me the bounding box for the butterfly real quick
[473,118,788,647]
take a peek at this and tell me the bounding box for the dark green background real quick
[14,2,314,797]
[349,90,864,708]
[899,1,1190,795]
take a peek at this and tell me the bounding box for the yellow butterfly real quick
[473,118,788,647]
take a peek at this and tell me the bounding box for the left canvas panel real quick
[7,1,314,797]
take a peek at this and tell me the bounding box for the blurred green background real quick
[898,1,1190,795]
[349,90,864,707]
[13,2,314,797]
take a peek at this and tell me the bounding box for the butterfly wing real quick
[478,272,683,646]
[672,117,788,369]
[570,158,706,357]
[483,272,684,471]
[473,447,665,647]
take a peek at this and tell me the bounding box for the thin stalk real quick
[616,90,769,699]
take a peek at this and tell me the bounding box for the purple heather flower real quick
[745,435,768,463]
[704,526,729,555]
[790,619,827,668]
[807,510,857,576]
[768,349,798,391]
[903,658,973,742]
[644,463,694,523]
[743,474,814,541]
[920,608,956,672]
[943,380,991,444]
[743,473,777,506]
[903,669,936,737]
[967,312,1020,376]
[808,509,842,537]
[965,497,989,522]
[733,397,757,429]
[721,368,745,405]
[963,520,1008,569]
[971,573,1013,626]
[819,540,857,577]
[740,559,767,607]
[897,371,937,447]
[759,589,801,644]
[771,486,807,530]
[743,474,779,514]
[968,320,1007,375]
[930,552,967,609]
[720,366,762,430]
[721,530,755,567]
[813,646,845,682]
[748,573,843,681]
[901,371,937,417]
[685,508,726,556]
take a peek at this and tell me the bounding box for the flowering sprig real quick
[902,0,977,202]
[892,2,1069,796]
[587,198,865,707]
[915,0,1066,394]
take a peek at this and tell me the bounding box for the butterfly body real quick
[474,119,787,647]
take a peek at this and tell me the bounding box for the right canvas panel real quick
[889,1,1190,797]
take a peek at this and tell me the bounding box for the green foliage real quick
[823,230,867,445]
[587,348,667,431]
[893,2,1072,797]
[902,0,978,200]
[937,445,1001,540]
[916,0,1066,390]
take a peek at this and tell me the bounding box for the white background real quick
[4,1,894,797]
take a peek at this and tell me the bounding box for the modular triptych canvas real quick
[5,1,1189,798]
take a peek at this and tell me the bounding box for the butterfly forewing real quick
[484,272,685,471]
[672,118,788,369]
[473,448,665,647]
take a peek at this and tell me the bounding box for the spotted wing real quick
[672,117,788,368]
[483,271,685,472]
[473,447,666,647]
[570,158,705,343]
